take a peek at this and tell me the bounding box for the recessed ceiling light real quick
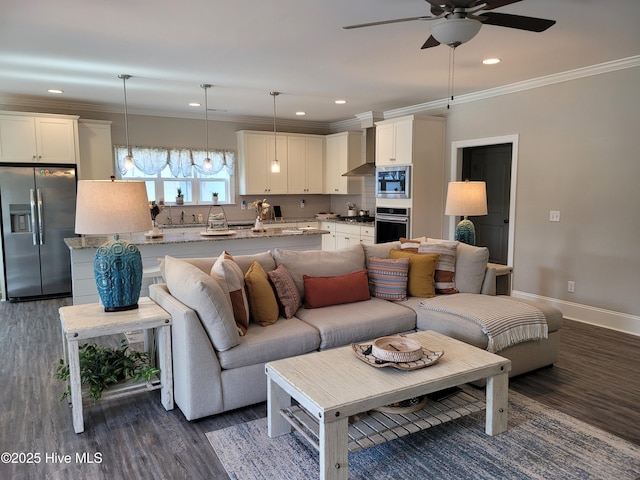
[48,89,63,94]
[334,99,347,105]
[295,111,306,116]
[189,102,201,107]
[482,58,501,65]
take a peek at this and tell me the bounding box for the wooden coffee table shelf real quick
[266,330,511,480]
[281,389,485,453]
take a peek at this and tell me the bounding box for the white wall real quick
[444,66,640,334]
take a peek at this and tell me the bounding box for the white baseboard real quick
[512,290,640,337]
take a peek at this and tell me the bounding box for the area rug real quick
[206,390,640,480]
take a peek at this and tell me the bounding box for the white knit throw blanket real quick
[419,294,548,353]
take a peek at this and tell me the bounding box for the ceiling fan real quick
[343,0,556,49]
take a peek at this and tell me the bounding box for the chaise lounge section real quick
[150,240,562,420]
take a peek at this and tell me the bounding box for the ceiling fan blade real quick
[481,12,556,32]
[421,35,441,49]
[482,0,522,10]
[343,16,433,30]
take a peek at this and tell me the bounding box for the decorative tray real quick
[351,341,443,370]
[144,232,164,239]
[200,230,236,236]
[315,213,339,220]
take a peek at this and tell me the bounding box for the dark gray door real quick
[462,144,512,264]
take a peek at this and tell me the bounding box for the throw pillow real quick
[268,264,302,319]
[389,249,439,298]
[367,256,410,301]
[163,255,239,351]
[418,241,459,294]
[303,270,370,308]
[244,260,279,326]
[211,251,250,336]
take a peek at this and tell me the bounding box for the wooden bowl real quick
[371,336,423,363]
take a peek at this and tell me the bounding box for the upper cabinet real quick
[237,131,288,195]
[375,116,414,166]
[78,119,113,180]
[324,131,362,195]
[287,135,324,194]
[0,113,78,164]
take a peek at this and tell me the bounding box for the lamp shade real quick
[431,18,482,47]
[75,180,152,311]
[75,180,152,235]
[445,181,488,217]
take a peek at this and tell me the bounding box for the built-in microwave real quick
[375,165,410,199]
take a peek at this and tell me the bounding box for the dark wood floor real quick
[1,297,638,479]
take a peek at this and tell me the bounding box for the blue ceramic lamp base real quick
[454,217,476,246]
[94,234,143,312]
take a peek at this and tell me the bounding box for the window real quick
[114,146,235,205]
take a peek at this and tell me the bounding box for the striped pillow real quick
[418,241,459,294]
[268,264,302,319]
[367,256,410,301]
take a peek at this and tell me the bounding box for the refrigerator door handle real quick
[30,189,38,246]
[36,188,44,245]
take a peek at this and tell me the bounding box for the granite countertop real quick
[156,217,374,229]
[64,227,328,249]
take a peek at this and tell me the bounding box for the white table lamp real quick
[445,180,488,245]
[75,179,152,311]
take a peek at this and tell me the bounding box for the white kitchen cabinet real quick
[320,221,336,251]
[0,112,78,164]
[324,131,361,195]
[78,119,113,180]
[335,223,362,249]
[375,117,413,166]
[360,225,375,245]
[287,135,324,194]
[237,131,288,195]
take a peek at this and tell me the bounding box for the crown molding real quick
[2,56,638,131]
[382,55,640,120]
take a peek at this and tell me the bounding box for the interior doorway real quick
[449,135,518,266]
[462,144,512,264]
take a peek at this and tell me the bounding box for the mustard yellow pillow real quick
[389,250,439,298]
[244,260,279,326]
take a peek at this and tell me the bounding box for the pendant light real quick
[118,74,135,172]
[270,91,280,173]
[201,83,213,171]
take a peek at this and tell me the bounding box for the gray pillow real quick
[164,255,239,351]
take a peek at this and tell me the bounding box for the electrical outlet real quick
[549,210,560,222]
[568,281,575,293]
[300,199,305,208]
[241,200,246,210]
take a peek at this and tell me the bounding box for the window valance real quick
[115,146,235,177]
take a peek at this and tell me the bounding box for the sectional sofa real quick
[149,240,562,421]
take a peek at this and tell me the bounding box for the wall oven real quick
[375,165,410,199]
[375,206,410,243]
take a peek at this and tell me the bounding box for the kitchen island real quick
[65,227,327,305]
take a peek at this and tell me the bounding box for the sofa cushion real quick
[164,255,239,352]
[273,244,365,298]
[268,264,302,319]
[362,241,401,267]
[303,270,370,308]
[389,250,439,298]
[216,317,320,370]
[233,250,277,275]
[244,261,279,326]
[367,256,410,301]
[294,297,417,350]
[428,239,489,294]
[417,241,459,294]
[211,251,250,336]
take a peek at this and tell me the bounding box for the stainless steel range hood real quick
[342,125,376,176]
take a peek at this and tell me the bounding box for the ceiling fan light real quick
[431,18,482,47]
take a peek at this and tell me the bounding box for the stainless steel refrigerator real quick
[0,165,76,300]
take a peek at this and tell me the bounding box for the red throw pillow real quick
[303,270,370,308]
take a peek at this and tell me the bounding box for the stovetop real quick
[342,215,375,223]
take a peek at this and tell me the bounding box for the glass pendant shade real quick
[431,18,482,47]
[270,91,280,174]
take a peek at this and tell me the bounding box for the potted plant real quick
[56,340,160,403]
[176,187,184,205]
[212,192,219,204]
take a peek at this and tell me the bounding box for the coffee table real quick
[266,330,511,480]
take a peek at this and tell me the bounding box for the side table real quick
[488,262,513,295]
[59,297,174,433]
